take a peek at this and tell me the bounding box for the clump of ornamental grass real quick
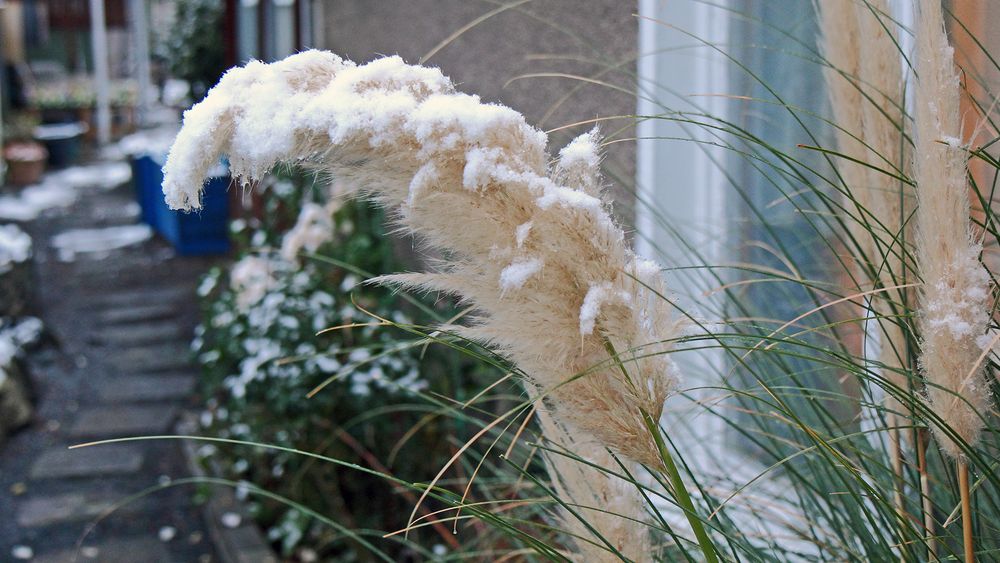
[163,51,693,560]
[818,0,919,542]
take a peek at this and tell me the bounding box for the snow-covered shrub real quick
[0,317,42,441]
[156,0,226,103]
[194,173,485,558]
[0,224,31,275]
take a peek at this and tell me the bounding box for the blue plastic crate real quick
[130,152,231,255]
[155,171,231,256]
[131,155,163,230]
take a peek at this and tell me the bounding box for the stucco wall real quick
[315,0,638,224]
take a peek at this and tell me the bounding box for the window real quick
[637,0,915,494]
[237,0,259,62]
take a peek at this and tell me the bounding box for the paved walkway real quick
[0,158,220,561]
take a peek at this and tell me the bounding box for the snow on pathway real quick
[51,224,153,261]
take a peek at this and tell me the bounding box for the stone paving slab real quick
[99,303,179,325]
[33,537,172,563]
[93,287,189,310]
[97,323,187,347]
[17,491,149,528]
[1,161,218,561]
[94,374,196,403]
[108,344,192,373]
[68,405,178,439]
[29,445,144,480]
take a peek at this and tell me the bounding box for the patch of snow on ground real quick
[49,161,132,190]
[0,317,43,383]
[51,224,153,261]
[0,181,77,221]
[0,224,32,273]
[119,127,179,158]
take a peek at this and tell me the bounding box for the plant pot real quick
[34,122,87,168]
[137,154,230,255]
[3,143,48,186]
[156,171,231,255]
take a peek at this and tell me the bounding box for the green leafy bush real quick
[157,0,226,101]
[193,175,492,559]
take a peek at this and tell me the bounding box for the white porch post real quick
[88,0,112,145]
[129,0,153,125]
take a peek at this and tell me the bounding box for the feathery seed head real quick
[163,50,685,468]
[913,0,993,458]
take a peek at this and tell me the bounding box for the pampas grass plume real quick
[913,0,993,459]
[162,51,683,559]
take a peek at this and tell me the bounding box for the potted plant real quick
[33,122,86,168]
[2,113,46,187]
[156,0,226,103]
[2,143,47,186]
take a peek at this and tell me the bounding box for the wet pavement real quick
[0,156,222,562]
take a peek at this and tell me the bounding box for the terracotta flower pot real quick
[3,142,48,186]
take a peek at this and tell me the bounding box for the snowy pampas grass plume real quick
[913,0,992,460]
[162,50,685,558]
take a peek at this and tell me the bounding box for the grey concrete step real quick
[108,343,192,373]
[93,288,190,310]
[33,537,172,563]
[97,323,188,347]
[93,374,196,403]
[68,405,178,439]
[17,490,149,528]
[29,444,144,480]
[99,303,179,325]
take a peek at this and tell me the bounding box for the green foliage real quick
[157,0,226,101]
[2,111,39,143]
[193,173,499,560]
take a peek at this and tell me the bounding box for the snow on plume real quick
[161,51,685,558]
[515,221,532,248]
[555,128,602,195]
[499,257,543,292]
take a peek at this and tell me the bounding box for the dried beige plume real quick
[913,0,993,459]
[855,0,914,416]
[819,0,873,263]
[820,0,916,421]
[162,51,682,558]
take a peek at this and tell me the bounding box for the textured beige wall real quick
[316,0,639,223]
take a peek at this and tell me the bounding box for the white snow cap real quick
[558,128,601,170]
[0,224,32,273]
[499,258,543,292]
